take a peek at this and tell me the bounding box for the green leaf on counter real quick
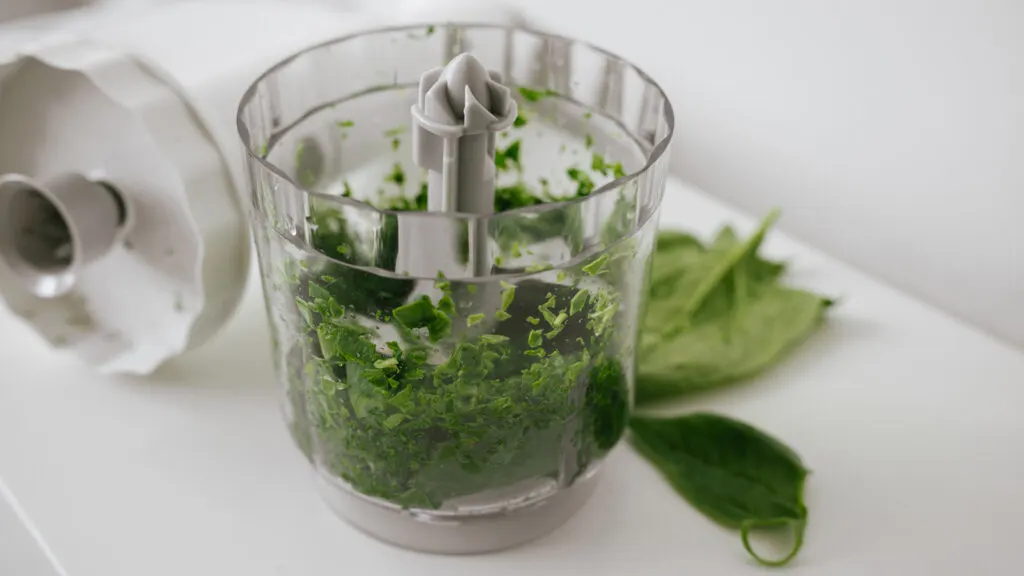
[629,413,808,567]
[637,211,832,403]
[637,285,830,403]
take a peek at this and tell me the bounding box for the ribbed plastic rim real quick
[236,22,675,223]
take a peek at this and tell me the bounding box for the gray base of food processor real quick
[314,467,603,554]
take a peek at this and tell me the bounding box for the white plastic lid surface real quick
[0,37,250,375]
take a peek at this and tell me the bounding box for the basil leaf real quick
[645,212,781,333]
[638,212,831,403]
[629,413,808,567]
[637,286,830,403]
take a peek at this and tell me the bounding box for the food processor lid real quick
[0,1,539,376]
[0,35,249,375]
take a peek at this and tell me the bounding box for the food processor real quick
[238,24,674,553]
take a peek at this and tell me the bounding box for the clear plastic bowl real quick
[237,23,673,554]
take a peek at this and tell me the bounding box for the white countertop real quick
[2,178,1022,576]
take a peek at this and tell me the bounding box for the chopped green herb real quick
[374,357,399,372]
[517,86,560,102]
[500,281,516,311]
[385,163,406,187]
[567,167,595,197]
[591,153,627,179]
[417,182,428,207]
[434,273,451,294]
[301,271,622,503]
[585,134,594,149]
[513,114,528,128]
[495,140,522,172]
[494,182,543,211]
[290,195,628,509]
[570,290,589,315]
[393,295,437,328]
[337,120,354,140]
[582,253,609,276]
[382,413,406,429]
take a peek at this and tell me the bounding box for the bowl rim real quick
[236,22,675,222]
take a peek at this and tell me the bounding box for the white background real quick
[3,0,1022,348]
[494,0,1024,349]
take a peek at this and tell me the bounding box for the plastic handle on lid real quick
[411,52,517,276]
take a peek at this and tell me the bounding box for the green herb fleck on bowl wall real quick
[517,86,560,102]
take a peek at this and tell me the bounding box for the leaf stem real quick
[679,210,780,328]
[740,517,806,568]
